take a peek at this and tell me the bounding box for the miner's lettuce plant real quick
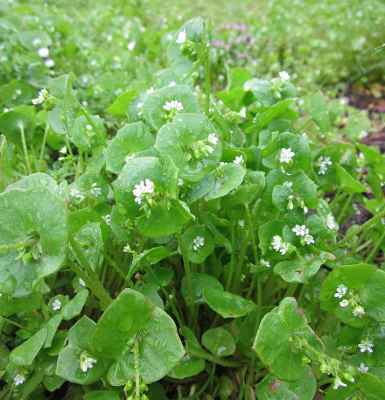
[0,16,385,400]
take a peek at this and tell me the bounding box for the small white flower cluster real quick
[32,88,49,105]
[176,30,186,44]
[318,156,332,175]
[90,183,102,197]
[51,298,62,311]
[260,259,271,268]
[326,213,338,230]
[133,179,155,205]
[358,363,369,373]
[163,100,184,113]
[292,224,314,245]
[69,187,85,202]
[207,133,219,145]
[358,339,374,354]
[279,71,290,82]
[192,236,205,251]
[334,284,366,318]
[80,353,97,372]
[123,244,132,254]
[233,155,244,165]
[14,373,25,386]
[279,147,295,164]
[103,214,112,226]
[37,47,55,68]
[271,235,289,255]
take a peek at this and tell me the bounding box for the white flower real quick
[358,363,369,373]
[90,183,102,197]
[292,224,309,237]
[279,147,295,164]
[127,41,136,51]
[133,179,155,205]
[271,235,289,255]
[208,133,219,145]
[333,376,347,390]
[169,81,176,87]
[32,37,42,47]
[233,155,244,165]
[79,278,86,287]
[358,339,374,353]
[80,354,97,372]
[70,187,85,202]
[318,156,332,175]
[103,214,112,226]
[326,213,338,230]
[14,374,25,386]
[353,305,365,318]
[146,87,155,94]
[45,58,55,68]
[279,71,290,82]
[192,236,205,251]
[32,88,49,105]
[261,259,271,268]
[238,219,245,228]
[334,284,348,299]
[123,244,131,253]
[176,30,186,44]
[163,100,184,112]
[339,299,349,308]
[52,299,62,311]
[304,234,315,245]
[37,47,49,58]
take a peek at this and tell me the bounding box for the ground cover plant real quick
[0,2,385,400]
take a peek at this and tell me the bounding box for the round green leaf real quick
[203,288,255,318]
[253,297,322,381]
[156,113,221,182]
[181,225,215,263]
[168,355,205,379]
[181,272,223,305]
[202,327,235,357]
[105,122,154,174]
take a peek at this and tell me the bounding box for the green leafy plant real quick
[0,8,385,400]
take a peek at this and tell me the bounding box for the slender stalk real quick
[19,124,31,174]
[178,236,195,324]
[338,205,385,247]
[365,230,385,263]
[134,339,140,400]
[203,20,211,115]
[38,124,49,168]
[225,224,236,291]
[337,193,353,224]
[69,237,112,309]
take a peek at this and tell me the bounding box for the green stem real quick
[203,21,211,115]
[189,348,242,368]
[134,339,140,400]
[365,230,385,263]
[179,236,195,325]
[338,205,385,248]
[225,224,236,291]
[38,124,49,168]
[337,193,353,224]
[69,237,112,309]
[19,124,31,174]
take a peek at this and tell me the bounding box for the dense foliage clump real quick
[0,2,385,399]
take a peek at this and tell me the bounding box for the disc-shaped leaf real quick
[156,113,221,182]
[203,288,255,318]
[105,122,154,174]
[142,85,200,130]
[256,368,316,400]
[320,264,385,327]
[181,272,223,305]
[204,163,246,201]
[253,297,322,381]
[180,225,215,263]
[202,327,235,357]
[274,252,333,283]
[92,289,154,360]
[107,307,185,384]
[168,355,205,379]
[0,177,67,297]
